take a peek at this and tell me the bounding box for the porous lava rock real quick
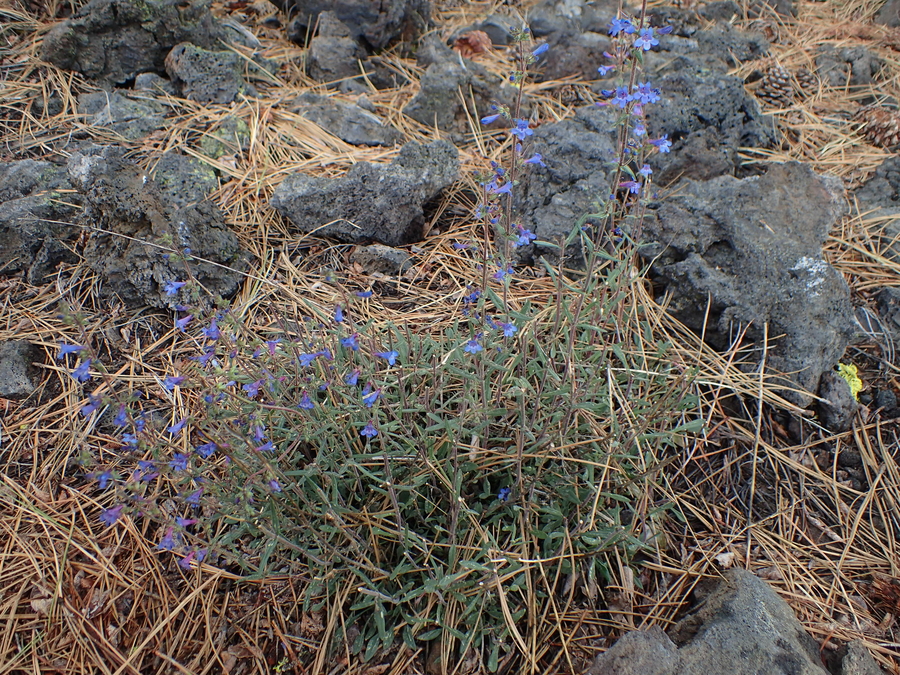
[640,162,853,409]
[304,12,366,82]
[77,90,167,140]
[852,156,900,262]
[270,140,458,246]
[587,569,874,675]
[67,146,248,309]
[164,42,249,104]
[816,45,884,89]
[875,0,900,27]
[0,159,82,284]
[40,0,224,86]
[149,152,219,208]
[289,92,401,146]
[0,341,43,400]
[283,0,430,51]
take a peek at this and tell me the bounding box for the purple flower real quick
[268,479,282,492]
[360,421,378,438]
[634,82,661,104]
[195,441,217,458]
[163,375,186,391]
[113,405,128,427]
[186,489,203,505]
[167,418,187,435]
[464,339,483,354]
[610,86,631,108]
[609,17,636,36]
[202,318,221,341]
[96,471,113,489]
[81,395,101,417]
[620,180,641,194]
[265,339,280,356]
[122,433,138,447]
[176,517,196,528]
[71,360,92,383]
[163,280,187,296]
[500,322,518,338]
[298,352,319,367]
[633,122,647,136]
[493,266,514,281]
[298,391,315,410]
[57,343,85,359]
[598,65,615,76]
[362,387,380,408]
[169,453,189,472]
[100,504,124,527]
[510,119,533,140]
[242,379,263,397]
[256,440,275,452]
[176,315,193,331]
[356,290,373,298]
[633,27,659,51]
[524,153,546,168]
[532,43,549,57]
[137,460,159,481]
[252,424,266,442]
[334,305,344,323]
[480,113,501,125]
[489,181,513,195]
[375,350,399,366]
[639,164,653,178]
[498,487,511,501]
[192,346,216,367]
[158,527,179,551]
[341,334,360,351]
[650,135,672,153]
[345,369,360,386]
[515,227,537,247]
[658,25,674,35]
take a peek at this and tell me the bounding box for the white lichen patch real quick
[791,256,829,295]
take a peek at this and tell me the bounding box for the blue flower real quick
[639,164,653,178]
[256,440,275,452]
[176,517,197,528]
[493,265,514,281]
[100,504,124,527]
[71,360,92,383]
[464,339,483,354]
[345,369,360,386]
[524,153,546,168]
[265,339,280,356]
[163,280,187,296]
[268,479,282,492]
[362,387,380,408]
[298,391,315,410]
[510,119,533,140]
[57,343,85,359]
[242,379,263,397]
[186,489,203,505]
[375,350,399,366]
[81,395,101,417]
[633,122,647,136]
[498,487,511,501]
[532,43,549,57]
[96,471,113,489]
[158,527,179,551]
[122,433,138,447]
[169,453,189,472]
[195,441,217,458]
[598,65,615,76]
[608,17,636,36]
[298,352,319,367]
[610,86,632,108]
[651,135,672,153]
[137,460,159,481]
[489,181,514,195]
[163,375,186,391]
[335,305,344,323]
[515,227,537,247]
[176,315,193,331]
[168,418,187,435]
[634,82,661,104]
[356,290,373,298]
[341,334,360,351]
[202,318,221,341]
[192,346,216,367]
[360,420,378,438]
[633,27,659,51]
[620,180,641,194]
[500,322,519,338]
[480,113,501,125]
[113,405,128,427]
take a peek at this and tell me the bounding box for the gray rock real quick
[816,45,883,89]
[198,116,251,159]
[873,387,898,413]
[875,286,900,340]
[307,34,366,83]
[834,640,888,675]
[472,14,516,46]
[150,152,219,208]
[134,72,177,95]
[527,0,616,37]
[283,0,430,51]
[289,93,401,146]
[875,0,900,27]
[403,38,521,139]
[0,159,82,283]
[350,244,412,275]
[40,0,224,86]
[0,341,42,400]
[270,140,458,246]
[853,157,900,263]
[588,569,829,675]
[640,162,853,408]
[67,145,248,309]
[818,371,858,432]
[164,42,248,104]
[536,31,612,82]
[77,90,167,141]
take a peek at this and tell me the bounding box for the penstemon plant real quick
[63,9,700,671]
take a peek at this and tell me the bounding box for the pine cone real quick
[793,67,819,100]
[556,84,589,106]
[854,105,900,149]
[757,63,794,108]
